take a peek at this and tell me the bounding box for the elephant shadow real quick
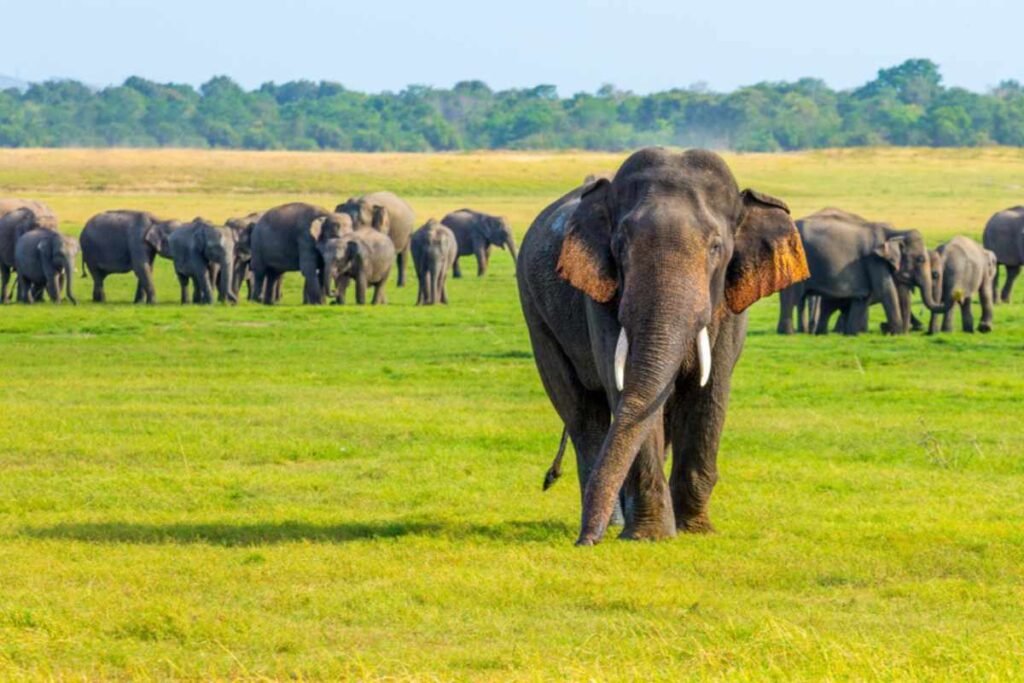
[21,518,573,547]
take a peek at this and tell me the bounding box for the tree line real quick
[2,59,1023,152]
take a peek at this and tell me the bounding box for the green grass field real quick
[1,148,1023,680]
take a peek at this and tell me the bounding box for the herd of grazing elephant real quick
[0,193,519,306]
[776,205,1024,336]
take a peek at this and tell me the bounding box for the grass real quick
[1,147,1023,680]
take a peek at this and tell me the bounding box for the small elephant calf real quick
[168,218,238,305]
[929,236,997,334]
[14,228,79,304]
[319,227,395,305]
[411,219,457,305]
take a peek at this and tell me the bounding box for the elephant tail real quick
[542,427,570,491]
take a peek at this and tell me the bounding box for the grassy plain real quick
[0,147,1023,680]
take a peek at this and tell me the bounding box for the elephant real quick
[80,210,182,303]
[250,203,351,305]
[14,228,78,304]
[225,212,262,299]
[410,219,457,305]
[777,208,942,335]
[440,209,517,278]
[517,147,809,546]
[0,198,55,223]
[336,191,414,287]
[168,218,238,305]
[982,206,1024,303]
[928,236,997,334]
[0,206,58,303]
[320,221,396,305]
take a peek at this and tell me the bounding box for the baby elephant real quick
[14,228,79,304]
[411,219,457,305]
[929,236,997,334]
[168,218,238,304]
[320,227,395,305]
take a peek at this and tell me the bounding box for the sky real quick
[3,0,1022,95]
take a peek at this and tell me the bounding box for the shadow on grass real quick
[21,518,573,547]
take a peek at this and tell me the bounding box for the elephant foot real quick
[619,521,676,542]
[676,513,716,534]
[979,322,992,333]
[575,536,598,547]
[609,501,625,527]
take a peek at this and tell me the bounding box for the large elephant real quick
[518,148,809,546]
[440,209,517,278]
[0,206,58,303]
[928,236,996,334]
[982,206,1024,303]
[0,198,55,222]
[320,221,395,305]
[777,208,942,335]
[250,203,351,305]
[336,191,414,287]
[168,219,238,304]
[411,219,457,305]
[14,228,78,304]
[225,211,262,299]
[80,210,182,303]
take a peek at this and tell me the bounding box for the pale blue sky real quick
[4,0,1020,94]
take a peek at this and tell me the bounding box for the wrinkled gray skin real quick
[226,212,262,299]
[80,210,181,303]
[411,219,457,305]
[14,229,78,304]
[440,209,517,278]
[250,203,351,305]
[321,225,396,305]
[0,205,58,303]
[169,219,238,305]
[982,206,1024,303]
[777,208,942,335]
[518,148,808,546]
[336,191,414,287]
[928,237,996,334]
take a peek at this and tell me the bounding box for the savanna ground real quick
[1,147,1023,680]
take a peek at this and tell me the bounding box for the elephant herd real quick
[777,205,1022,336]
[0,194,519,306]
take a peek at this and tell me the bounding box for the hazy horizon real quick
[4,0,1022,95]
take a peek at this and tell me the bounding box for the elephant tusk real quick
[614,328,628,391]
[697,327,711,387]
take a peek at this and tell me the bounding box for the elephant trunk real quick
[63,256,77,305]
[578,283,697,545]
[506,235,518,273]
[219,256,235,303]
[916,263,944,312]
[321,259,334,300]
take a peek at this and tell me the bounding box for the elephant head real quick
[556,148,809,544]
[193,219,237,303]
[310,212,353,243]
[143,218,179,258]
[336,198,374,229]
[39,233,79,304]
[874,229,943,312]
[484,215,518,267]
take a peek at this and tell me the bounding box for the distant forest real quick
[2,59,1024,152]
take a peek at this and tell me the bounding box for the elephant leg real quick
[440,271,449,304]
[777,289,796,334]
[668,359,734,535]
[177,273,189,304]
[522,297,614,519]
[845,299,869,336]
[87,265,107,303]
[133,262,157,304]
[355,274,368,305]
[961,298,975,333]
[871,272,903,335]
[0,265,10,304]
[941,307,954,333]
[475,244,488,277]
[979,280,994,333]
[1001,265,1020,303]
[833,307,847,334]
[619,418,674,542]
[452,257,462,279]
[372,282,385,305]
[261,271,279,305]
[396,247,408,288]
[928,309,940,335]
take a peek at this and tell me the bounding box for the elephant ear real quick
[142,220,163,251]
[725,189,810,314]
[371,206,390,233]
[873,236,904,271]
[37,235,55,264]
[556,178,617,303]
[309,216,327,241]
[192,225,208,254]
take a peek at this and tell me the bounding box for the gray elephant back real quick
[0,207,58,267]
[983,207,1024,265]
[339,192,414,250]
